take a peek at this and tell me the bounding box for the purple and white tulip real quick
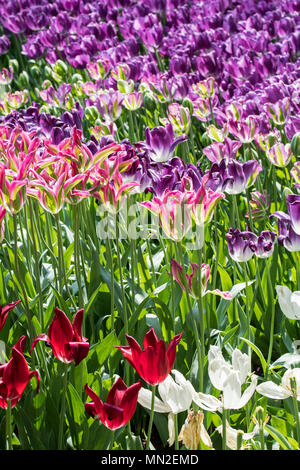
[143,123,188,163]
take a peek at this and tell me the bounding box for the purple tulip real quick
[272,211,300,252]
[143,123,188,163]
[226,228,257,263]
[255,231,276,258]
[205,158,262,195]
[286,194,300,236]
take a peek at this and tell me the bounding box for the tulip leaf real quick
[264,424,297,450]
[87,330,119,372]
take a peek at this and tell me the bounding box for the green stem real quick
[6,399,12,451]
[174,413,179,450]
[13,214,35,344]
[222,409,227,450]
[55,213,77,310]
[74,204,83,308]
[146,385,156,450]
[58,364,69,450]
[106,237,115,333]
[110,430,115,450]
[266,258,275,378]
[176,242,203,391]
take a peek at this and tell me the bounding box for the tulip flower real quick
[0,163,28,215]
[254,230,276,259]
[264,98,290,126]
[256,368,300,401]
[206,345,257,410]
[30,307,89,366]
[272,211,300,252]
[275,286,300,321]
[122,91,143,111]
[116,328,183,386]
[0,65,13,85]
[143,123,188,163]
[0,336,40,409]
[205,158,262,195]
[226,228,257,262]
[178,410,213,450]
[164,103,191,135]
[202,138,242,164]
[170,260,232,300]
[84,377,142,430]
[265,143,292,167]
[188,182,225,226]
[138,369,197,446]
[286,194,300,236]
[140,189,193,242]
[228,116,258,143]
[0,300,21,331]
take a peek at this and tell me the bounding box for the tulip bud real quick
[143,92,157,112]
[85,105,100,124]
[8,59,18,75]
[30,64,41,80]
[111,63,130,81]
[291,132,300,157]
[53,59,69,78]
[18,71,30,89]
[117,79,135,94]
[0,65,13,85]
[71,73,84,84]
[182,97,193,114]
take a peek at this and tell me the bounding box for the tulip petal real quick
[256,380,291,400]
[138,387,170,413]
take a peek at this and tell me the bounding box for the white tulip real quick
[276,285,300,320]
[256,368,300,401]
[137,369,197,446]
[206,345,257,410]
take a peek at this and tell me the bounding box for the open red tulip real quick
[0,336,40,409]
[84,377,142,430]
[116,328,183,386]
[0,300,21,331]
[30,307,89,366]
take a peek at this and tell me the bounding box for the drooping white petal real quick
[216,421,258,450]
[193,392,222,411]
[236,375,258,409]
[138,387,171,413]
[256,380,291,400]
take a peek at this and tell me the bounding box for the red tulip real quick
[84,377,142,430]
[0,336,40,409]
[116,328,183,386]
[30,307,89,366]
[0,300,21,331]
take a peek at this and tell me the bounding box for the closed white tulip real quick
[207,345,257,410]
[276,286,300,320]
